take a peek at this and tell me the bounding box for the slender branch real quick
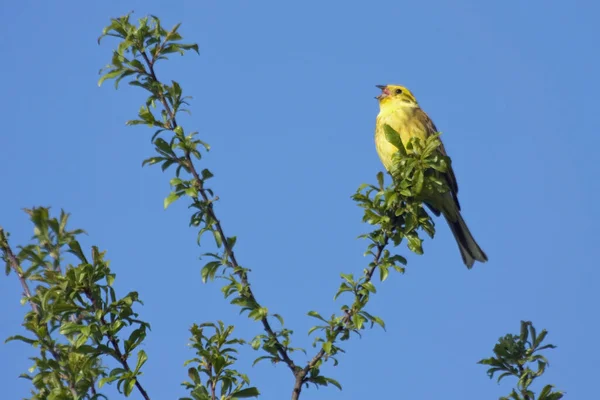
[210,375,216,400]
[68,384,79,399]
[0,228,39,314]
[138,51,298,374]
[292,236,389,400]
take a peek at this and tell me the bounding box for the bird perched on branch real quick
[374,84,487,268]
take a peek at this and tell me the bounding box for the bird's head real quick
[375,84,419,108]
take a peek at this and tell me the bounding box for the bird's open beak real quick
[375,84,389,100]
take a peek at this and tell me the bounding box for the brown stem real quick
[139,50,298,375]
[210,378,216,400]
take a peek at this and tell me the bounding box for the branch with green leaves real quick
[479,321,564,400]
[98,14,283,398]
[295,127,447,396]
[1,208,151,399]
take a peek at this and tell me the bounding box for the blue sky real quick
[1,0,598,398]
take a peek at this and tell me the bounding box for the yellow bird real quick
[374,84,487,268]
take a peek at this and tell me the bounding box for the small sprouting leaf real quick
[164,192,181,209]
[406,234,423,255]
[533,330,548,349]
[188,368,201,385]
[307,311,326,322]
[142,157,166,167]
[376,171,384,190]
[250,337,261,350]
[134,350,148,373]
[98,69,123,87]
[379,265,389,281]
[124,377,136,396]
[213,230,223,248]
[201,168,213,180]
[520,320,530,343]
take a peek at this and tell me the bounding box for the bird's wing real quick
[414,108,461,210]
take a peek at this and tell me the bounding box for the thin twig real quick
[0,228,39,314]
[84,286,151,400]
[292,236,389,400]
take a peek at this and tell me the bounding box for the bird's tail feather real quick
[444,210,488,269]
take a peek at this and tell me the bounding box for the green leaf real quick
[134,350,148,373]
[124,377,136,396]
[98,69,123,87]
[67,240,87,262]
[322,341,332,354]
[230,387,260,398]
[213,230,223,248]
[414,169,424,194]
[406,234,423,255]
[383,124,406,155]
[201,168,213,180]
[252,355,275,366]
[179,43,200,54]
[60,322,84,336]
[533,330,548,349]
[187,367,201,385]
[520,320,530,343]
[154,138,174,156]
[201,261,221,283]
[352,314,365,330]
[322,377,342,390]
[340,273,354,284]
[164,192,181,209]
[307,326,321,336]
[496,371,513,383]
[250,337,261,350]
[307,311,326,322]
[379,265,389,281]
[184,187,198,198]
[376,171,384,190]
[5,335,37,345]
[226,236,237,250]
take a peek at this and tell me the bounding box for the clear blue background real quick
[1,0,598,398]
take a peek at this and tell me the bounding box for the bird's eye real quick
[395,88,403,94]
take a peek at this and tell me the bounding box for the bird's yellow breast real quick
[375,103,426,171]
